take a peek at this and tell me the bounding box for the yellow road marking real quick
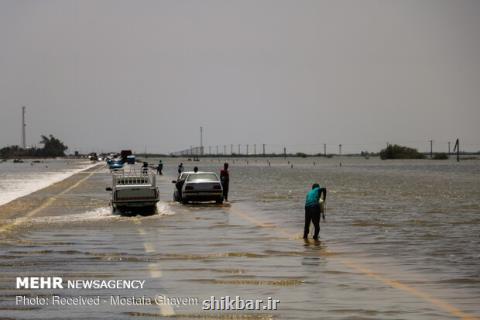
[229,205,479,320]
[231,207,301,240]
[341,259,478,320]
[0,168,97,233]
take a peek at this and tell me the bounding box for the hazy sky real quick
[1,0,479,154]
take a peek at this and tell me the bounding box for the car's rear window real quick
[187,173,218,182]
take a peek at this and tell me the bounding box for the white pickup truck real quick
[106,172,159,214]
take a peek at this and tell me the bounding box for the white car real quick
[172,172,223,204]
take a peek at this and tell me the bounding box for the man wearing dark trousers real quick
[220,163,230,202]
[304,183,327,240]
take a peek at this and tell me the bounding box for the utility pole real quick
[200,127,203,155]
[224,145,226,155]
[263,144,266,157]
[323,143,326,157]
[21,106,26,148]
[246,144,249,156]
[238,144,241,155]
[339,144,342,155]
[231,144,233,155]
[453,138,460,162]
[430,140,433,158]
[283,147,287,159]
[448,141,451,155]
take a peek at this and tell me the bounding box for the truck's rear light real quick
[185,185,194,191]
[213,184,221,190]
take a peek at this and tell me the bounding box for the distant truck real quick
[106,172,159,214]
[120,150,133,163]
[88,152,98,161]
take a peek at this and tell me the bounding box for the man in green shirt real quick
[304,183,327,240]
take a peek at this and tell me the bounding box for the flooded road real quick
[0,158,479,319]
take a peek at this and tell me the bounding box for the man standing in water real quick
[304,183,327,240]
[157,160,163,175]
[220,163,230,202]
[142,162,149,175]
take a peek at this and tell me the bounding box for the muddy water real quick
[0,158,479,319]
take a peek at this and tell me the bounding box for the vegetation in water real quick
[433,153,449,160]
[379,144,425,160]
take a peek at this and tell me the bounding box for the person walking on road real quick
[220,163,230,202]
[142,162,149,175]
[157,160,163,175]
[177,163,184,176]
[304,183,327,240]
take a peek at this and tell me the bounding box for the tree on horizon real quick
[39,135,68,157]
[0,134,68,158]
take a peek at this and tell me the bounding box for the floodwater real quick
[0,157,479,320]
[0,159,97,206]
